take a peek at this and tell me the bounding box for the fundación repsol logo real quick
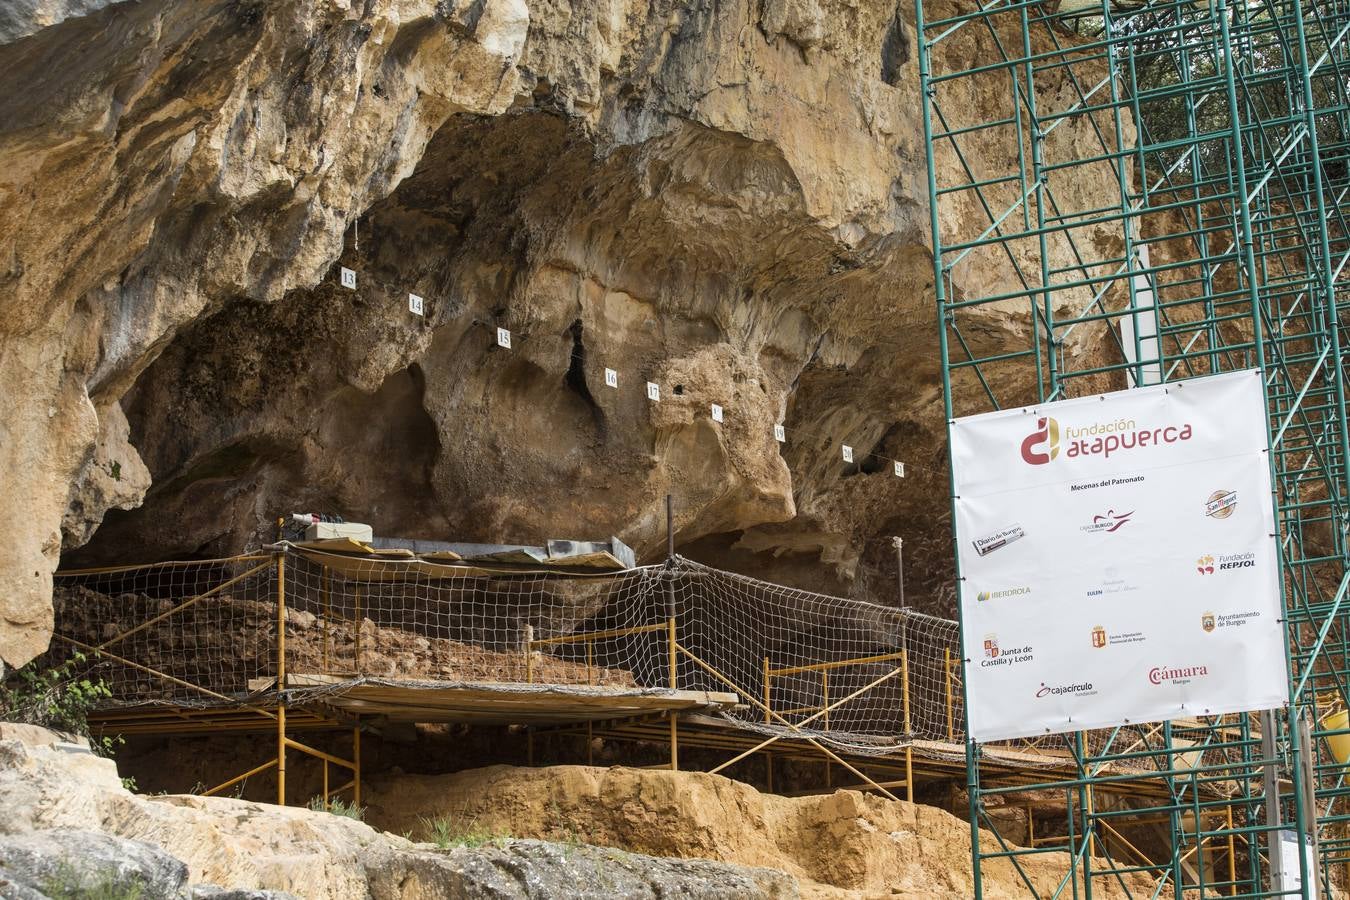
[976,586,1032,602]
[1148,664,1209,685]
[1018,413,1193,465]
[1197,551,1255,575]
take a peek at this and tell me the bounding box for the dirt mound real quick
[365,765,1154,899]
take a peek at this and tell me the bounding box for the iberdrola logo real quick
[1020,417,1060,465]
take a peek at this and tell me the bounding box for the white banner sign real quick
[951,370,1287,742]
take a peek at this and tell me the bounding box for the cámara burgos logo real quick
[1019,414,1193,465]
[1149,664,1209,685]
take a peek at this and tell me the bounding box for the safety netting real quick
[48,548,963,754]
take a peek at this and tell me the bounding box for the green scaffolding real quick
[916,0,1350,893]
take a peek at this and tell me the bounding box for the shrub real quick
[0,652,111,743]
[308,796,365,820]
[418,813,510,849]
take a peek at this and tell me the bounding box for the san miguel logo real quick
[1205,490,1237,519]
[1149,664,1209,685]
[1019,414,1193,465]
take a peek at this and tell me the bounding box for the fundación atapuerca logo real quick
[1018,414,1194,465]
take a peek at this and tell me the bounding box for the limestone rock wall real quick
[0,0,1124,667]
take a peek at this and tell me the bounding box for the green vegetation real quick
[308,796,365,820]
[0,652,112,748]
[418,812,510,849]
[42,862,144,900]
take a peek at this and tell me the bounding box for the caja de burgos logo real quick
[1019,412,1194,465]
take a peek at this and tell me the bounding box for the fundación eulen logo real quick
[1019,413,1194,466]
[976,586,1031,602]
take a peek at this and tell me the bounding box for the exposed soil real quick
[52,586,633,706]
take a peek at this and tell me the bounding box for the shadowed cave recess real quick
[69,106,953,613]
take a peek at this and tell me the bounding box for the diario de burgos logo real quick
[972,524,1026,557]
[976,586,1031,602]
[1081,509,1134,533]
[1036,681,1095,698]
[1205,490,1238,519]
[1020,417,1061,465]
[1198,551,1255,575]
[1148,664,1210,686]
[1018,414,1193,465]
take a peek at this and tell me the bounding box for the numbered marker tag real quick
[711,404,723,423]
[842,445,854,463]
[408,293,424,316]
[773,424,785,443]
[497,327,512,349]
[894,461,905,478]
[340,267,357,290]
[646,382,661,402]
[604,368,618,388]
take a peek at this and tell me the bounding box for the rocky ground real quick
[0,720,1157,899]
[0,722,792,899]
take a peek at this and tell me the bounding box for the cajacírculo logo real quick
[1036,681,1095,698]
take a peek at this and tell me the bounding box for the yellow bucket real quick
[1322,710,1350,765]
